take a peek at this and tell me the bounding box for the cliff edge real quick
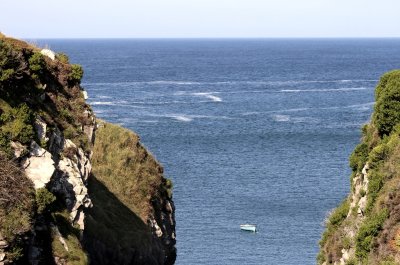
[318,70,400,265]
[0,34,176,264]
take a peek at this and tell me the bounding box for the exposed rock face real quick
[40,49,55,60]
[22,141,55,189]
[150,196,177,264]
[349,163,369,218]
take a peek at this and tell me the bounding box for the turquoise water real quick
[40,39,400,264]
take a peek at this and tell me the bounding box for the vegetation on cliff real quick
[85,121,176,265]
[0,34,175,265]
[319,70,400,264]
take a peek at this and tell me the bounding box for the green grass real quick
[356,208,389,261]
[86,121,173,261]
[51,211,88,265]
[91,121,168,220]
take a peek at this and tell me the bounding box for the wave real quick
[83,79,377,87]
[272,114,291,122]
[90,101,115,105]
[280,87,369,93]
[169,115,193,122]
[193,92,222,102]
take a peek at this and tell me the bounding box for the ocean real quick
[38,39,400,264]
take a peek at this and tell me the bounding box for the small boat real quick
[240,224,257,232]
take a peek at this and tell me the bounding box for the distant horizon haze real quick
[1,0,400,38]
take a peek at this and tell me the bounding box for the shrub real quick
[365,171,384,214]
[329,199,350,226]
[35,188,56,214]
[0,103,35,144]
[56,53,69,64]
[355,208,389,261]
[349,143,369,172]
[373,70,400,136]
[69,64,83,83]
[368,143,389,168]
[0,41,19,84]
[342,235,352,249]
[164,178,174,199]
[28,52,44,72]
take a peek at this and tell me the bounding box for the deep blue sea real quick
[38,39,400,264]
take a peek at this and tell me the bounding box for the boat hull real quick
[240,225,257,232]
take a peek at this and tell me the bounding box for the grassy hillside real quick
[85,121,174,264]
[319,70,400,265]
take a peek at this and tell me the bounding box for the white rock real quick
[341,248,350,260]
[57,157,92,229]
[23,156,55,189]
[358,196,367,215]
[64,139,77,149]
[22,142,55,189]
[29,141,46,157]
[82,90,88,100]
[40,49,55,60]
[151,219,163,237]
[0,240,8,248]
[0,253,5,262]
[11,141,26,158]
[34,117,48,143]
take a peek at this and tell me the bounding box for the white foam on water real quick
[192,92,222,102]
[83,79,378,87]
[169,115,193,122]
[280,87,369,93]
[90,101,114,105]
[272,114,290,122]
[147,81,201,85]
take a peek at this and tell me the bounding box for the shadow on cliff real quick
[83,175,165,265]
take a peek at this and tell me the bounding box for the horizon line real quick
[22,36,400,40]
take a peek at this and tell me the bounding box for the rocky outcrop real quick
[22,142,55,189]
[349,163,369,218]
[150,196,176,264]
[0,35,176,265]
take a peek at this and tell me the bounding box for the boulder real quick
[22,142,55,189]
[40,49,55,60]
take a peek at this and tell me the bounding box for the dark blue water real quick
[39,39,400,264]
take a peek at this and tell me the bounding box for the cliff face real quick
[0,35,175,264]
[84,122,176,265]
[318,70,400,265]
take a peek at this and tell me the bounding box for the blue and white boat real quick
[240,224,257,232]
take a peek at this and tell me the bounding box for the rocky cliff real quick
[0,34,176,264]
[318,70,400,265]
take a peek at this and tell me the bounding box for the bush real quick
[365,171,384,214]
[56,53,69,64]
[28,52,44,72]
[373,70,400,136]
[368,143,389,168]
[349,143,369,172]
[0,103,35,144]
[329,199,350,226]
[69,64,83,83]
[355,208,389,261]
[35,188,56,214]
[0,41,18,84]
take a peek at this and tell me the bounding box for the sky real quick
[1,0,400,38]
